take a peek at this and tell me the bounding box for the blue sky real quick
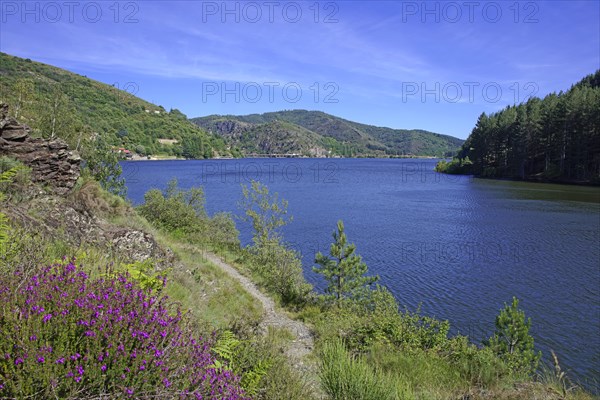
[1,0,598,139]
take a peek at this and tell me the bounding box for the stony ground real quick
[202,252,324,398]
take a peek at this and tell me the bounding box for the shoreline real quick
[124,155,443,162]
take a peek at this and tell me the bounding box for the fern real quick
[240,359,271,396]
[211,331,272,396]
[0,213,9,250]
[102,260,168,292]
[211,330,240,370]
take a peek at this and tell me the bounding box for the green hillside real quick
[0,52,228,158]
[192,110,463,157]
[0,53,462,160]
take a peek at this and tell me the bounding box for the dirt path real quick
[202,252,322,396]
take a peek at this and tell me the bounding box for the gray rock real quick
[0,103,81,195]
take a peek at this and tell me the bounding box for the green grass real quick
[319,339,397,400]
[367,344,466,399]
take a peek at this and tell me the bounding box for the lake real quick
[122,158,600,391]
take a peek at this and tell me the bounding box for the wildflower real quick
[14,357,24,365]
[29,335,37,341]
[42,313,52,323]
[55,357,65,364]
[163,378,171,388]
[101,365,107,372]
[37,356,45,363]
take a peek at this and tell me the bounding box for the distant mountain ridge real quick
[192,110,463,157]
[0,52,462,159]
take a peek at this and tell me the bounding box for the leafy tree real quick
[238,180,310,304]
[82,136,127,198]
[37,83,80,141]
[239,180,291,254]
[488,297,541,376]
[135,144,146,156]
[13,78,34,119]
[313,220,378,303]
[209,212,240,251]
[182,136,206,159]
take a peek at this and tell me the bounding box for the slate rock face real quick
[0,103,81,195]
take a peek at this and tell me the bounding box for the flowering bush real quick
[0,259,249,399]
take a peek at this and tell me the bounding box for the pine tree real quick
[313,220,378,303]
[488,297,541,376]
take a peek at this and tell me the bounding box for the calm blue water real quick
[122,158,600,391]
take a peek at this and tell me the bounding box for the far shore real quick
[123,155,443,162]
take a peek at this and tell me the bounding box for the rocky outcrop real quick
[199,119,253,139]
[0,103,81,195]
[111,229,174,265]
[3,195,174,268]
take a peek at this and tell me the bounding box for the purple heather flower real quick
[15,357,24,365]
[37,356,45,363]
[29,335,37,341]
[56,357,65,364]
[42,313,52,323]
[101,365,107,372]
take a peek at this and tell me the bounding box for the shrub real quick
[0,260,248,399]
[445,336,510,387]
[138,178,209,239]
[209,212,241,251]
[320,286,451,353]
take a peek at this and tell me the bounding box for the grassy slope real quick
[0,52,228,157]
[192,110,464,157]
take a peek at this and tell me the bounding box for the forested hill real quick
[0,52,229,159]
[437,71,600,184]
[192,110,463,157]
